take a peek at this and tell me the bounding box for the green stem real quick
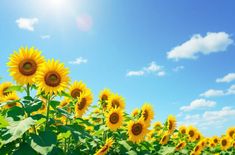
[26,84,30,97]
[45,97,50,131]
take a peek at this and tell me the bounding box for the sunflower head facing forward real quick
[107,94,125,110]
[8,47,45,85]
[106,107,123,131]
[69,81,87,99]
[127,118,147,143]
[35,59,70,95]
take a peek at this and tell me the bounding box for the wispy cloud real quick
[216,73,235,83]
[180,98,216,112]
[40,35,51,39]
[69,57,88,65]
[173,65,184,72]
[167,32,233,60]
[126,61,165,77]
[200,85,235,98]
[16,17,39,31]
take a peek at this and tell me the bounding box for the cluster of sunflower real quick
[0,47,235,155]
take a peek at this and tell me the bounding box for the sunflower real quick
[159,132,170,145]
[131,108,139,117]
[187,126,198,142]
[59,98,71,112]
[175,141,186,151]
[35,59,70,95]
[107,94,125,110]
[153,121,162,131]
[7,47,45,85]
[140,103,154,126]
[3,93,20,109]
[192,144,202,154]
[195,132,202,141]
[106,107,123,131]
[69,81,87,99]
[212,136,220,144]
[127,118,147,143]
[226,127,235,139]
[220,136,231,151]
[95,137,114,155]
[99,89,112,101]
[167,115,176,134]
[209,140,216,148]
[179,125,187,135]
[0,82,14,99]
[75,91,93,118]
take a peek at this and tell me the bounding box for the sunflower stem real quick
[26,84,30,97]
[45,97,51,131]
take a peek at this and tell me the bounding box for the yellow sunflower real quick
[192,144,202,155]
[0,82,14,99]
[3,93,20,109]
[127,118,147,143]
[95,137,114,155]
[187,126,198,142]
[99,89,112,101]
[153,121,162,131]
[167,115,176,134]
[59,98,71,112]
[35,59,70,95]
[131,108,139,117]
[179,125,187,135]
[212,136,220,144]
[226,127,235,139]
[159,132,170,145]
[107,94,125,110]
[69,81,87,99]
[220,136,231,151]
[140,103,154,126]
[175,141,186,151]
[106,107,123,131]
[7,47,45,85]
[75,91,93,118]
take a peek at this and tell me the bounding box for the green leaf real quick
[119,140,132,151]
[0,115,9,128]
[57,130,71,140]
[159,146,175,155]
[30,131,57,155]
[2,117,36,145]
[49,100,60,110]
[13,142,37,155]
[127,150,137,155]
[25,100,42,114]
[7,106,25,121]
[5,85,24,93]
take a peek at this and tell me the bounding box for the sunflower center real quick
[3,87,10,96]
[112,100,119,108]
[44,71,61,87]
[102,94,108,100]
[214,139,218,143]
[176,143,183,149]
[222,139,227,146]
[100,145,109,153]
[19,59,37,76]
[109,112,119,124]
[189,130,194,137]
[78,98,86,110]
[168,122,173,130]
[229,131,234,137]
[181,129,186,134]
[132,123,143,136]
[143,110,148,121]
[194,145,200,152]
[71,89,81,98]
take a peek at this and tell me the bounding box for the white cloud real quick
[16,18,39,31]
[167,32,233,60]
[178,107,235,133]
[180,98,216,112]
[40,35,50,39]
[200,89,225,97]
[69,57,87,65]
[126,71,144,77]
[227,85,235,95]
[173,65,184,72]
[216,73,235,83]
[127,61,165,77]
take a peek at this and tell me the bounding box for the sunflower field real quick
[0,47,235,155]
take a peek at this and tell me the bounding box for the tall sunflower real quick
[140,103,154,126]
[127,118,147,143]
[35,59,70,95]
[106,107,123,131]
[159,132,170,145]
[69,81,87,99]
[99,89,112,101]
[95,137,114,155]
[179,125,187,135]
[75,90,93,118]
[7,47,45,85]
[3,93,20,109]
[220,136,231,151]
[226,127,235,139]
[187,126,198,142]
[167,115,176,134]
[0,82,14,99]
[175,141,186,151]
[107,94,125,110]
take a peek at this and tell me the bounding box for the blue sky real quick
[1,0,235,136]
